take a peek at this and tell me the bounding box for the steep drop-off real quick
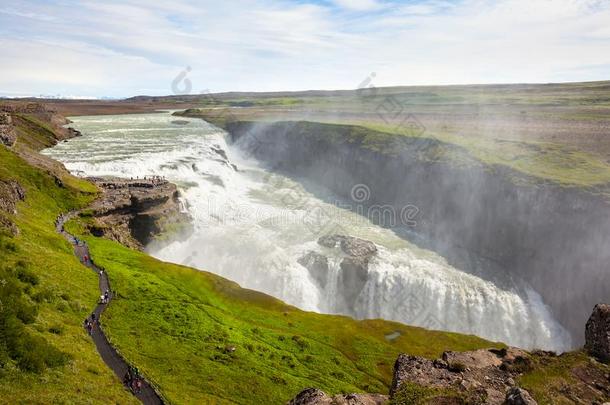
[84,177,191,249]
[219,120,610,345]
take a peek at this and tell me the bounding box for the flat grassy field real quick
[170,81,610,190]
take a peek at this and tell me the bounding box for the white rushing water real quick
[43,111,572,351]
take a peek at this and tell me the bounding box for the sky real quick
[0,0,609,98]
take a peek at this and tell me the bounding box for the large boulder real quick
[318,234,378,311]
[318,234,377,257]
[287,388,387,405]
[298,234,378,310]
[504,387,537,405]
[585,303,610,363]
[287,388,330,405]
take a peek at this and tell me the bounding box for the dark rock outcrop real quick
[505,387,538,405]
[585,304,610,363]
[287,388,387,405]
[318,234,377,258]
[288,314,610,405]
[390,349,533,404]
[0,113,16,147]
[288,388,329,404]
[297,251,329,286]
[86,177,191,249]
[1,102,82,148]
[320,234,377,309]
[0,180,26,215]
[0,179,26,236]
[299,234,377,310]
[224,120,610,344]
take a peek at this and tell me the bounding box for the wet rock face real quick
[585,303,610,363]
[286,388,388,405]
[318,234,377,257]
[321,234,377,310]
[297,251,329,287]
[298,234,378,311]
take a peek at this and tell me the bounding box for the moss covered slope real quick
[66,216,496,404]
[0,140,136,403]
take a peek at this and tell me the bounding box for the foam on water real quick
[43,111,573,351]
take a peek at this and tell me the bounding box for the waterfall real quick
[42,111,573,352]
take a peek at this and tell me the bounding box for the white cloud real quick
[0,0,609,97]
[332,0,384,11]
[0,7,55,21]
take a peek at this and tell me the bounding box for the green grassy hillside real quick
[2,104,604,404]
[65,216,496,404]
[0,143,137,403]
[0,107,497,404]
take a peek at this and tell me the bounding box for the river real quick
[42,111,572,351]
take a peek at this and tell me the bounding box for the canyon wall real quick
[223,120,610,345]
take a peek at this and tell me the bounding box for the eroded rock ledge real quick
[287,388,387,405]
[0,113,17,147]
[288,304,610,405]
[0,179,26,235]
[85,176,191,249]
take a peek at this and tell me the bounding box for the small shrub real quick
[269,375,287,385]
[501,355,533,373]
[48,325,63,335]
[16,267,39,286]
[79,210,94,218]
[86,366,101,375]
[291,335,309,350]
[13,334,70,373]
[16,303,37,324]
[2,240,17,252]
[33,288,54,303]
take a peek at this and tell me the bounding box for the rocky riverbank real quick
[84,177,192,249]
